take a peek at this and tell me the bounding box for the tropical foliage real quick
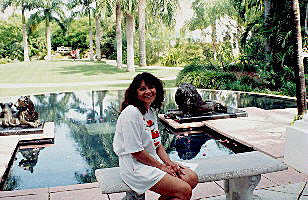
[0,0,306,101]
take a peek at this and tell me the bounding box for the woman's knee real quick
[178,182,192,200]
[181,169,199,189]
[189,171,198,189]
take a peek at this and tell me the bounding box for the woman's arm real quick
[132,150,177,176]
[156,144,186,176]
[156,144,173,166]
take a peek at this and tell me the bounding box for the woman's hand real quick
[160,164,177,177]
[168,161,186,177]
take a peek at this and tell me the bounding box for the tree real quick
[0,0,37,62]
[69,0,96,60]
[190,0,237,61]
[138,0,146,67]
[94,0,113,61]
[263,0,273,63]
[291,0,307,115]
[95,0,103,61]
[115,0,122,69]
[29,0,66,60]
[305,3,308,35]
[126,11,135,71]
[122,0,138,72]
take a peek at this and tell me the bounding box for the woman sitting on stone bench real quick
[113,72,198,200]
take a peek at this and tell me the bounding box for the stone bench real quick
[284,114,308,174]
[95,151,287,200]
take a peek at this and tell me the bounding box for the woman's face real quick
[137,80,156,109]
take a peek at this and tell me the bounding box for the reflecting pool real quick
[3,89,296,191]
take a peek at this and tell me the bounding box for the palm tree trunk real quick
[116,0,123,69]
[95,14,102,61]
[212,23,217,61]
[46,18,52,60]
[291,0,307,115]
[126,13,135,72]
[88,11,94,61]
[89,28,94,60]
[264,0,273,63]
[22,8,30,62]
[305,3,308,35]
[138,0,146,67]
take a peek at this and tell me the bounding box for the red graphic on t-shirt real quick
[145,119,160,147]
[146,120,154,127]
[154,141,160,147]
[151,130,160,139]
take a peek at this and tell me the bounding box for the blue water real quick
[3,89,296,190]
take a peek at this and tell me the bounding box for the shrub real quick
[177,70,237,90]
[176,63,220,85]
[239,75,262,88]
[0,57,11,64]
[224,63,244,72]
[161,42,208,67]
[223,81,253,92]
[280,81,296,97]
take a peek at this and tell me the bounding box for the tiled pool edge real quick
[0,122,55,189]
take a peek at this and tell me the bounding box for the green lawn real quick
[0,60,180,97]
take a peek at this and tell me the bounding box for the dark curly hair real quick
[121,72,165,114]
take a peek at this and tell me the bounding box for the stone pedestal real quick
[124,191,145,200]
[224,175,261,200]
[0,123,44,136]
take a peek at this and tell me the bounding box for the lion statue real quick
[175,83,227,117]
[14,96,41,128]
[0,102,20,127]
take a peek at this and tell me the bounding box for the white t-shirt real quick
[113,105,166,194]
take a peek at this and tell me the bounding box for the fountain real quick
[160,83,247,130]
[0,96,44,136]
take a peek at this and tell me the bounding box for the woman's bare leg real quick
[178,168,198,189]
[150,174,192,200]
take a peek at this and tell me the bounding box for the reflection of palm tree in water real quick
[34,93,77,124]
[60,90,120,183]
[68,120,119,183]
[18,147,44,173]
[96,91,107,122]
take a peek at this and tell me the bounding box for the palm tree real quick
[115,0,122,69]
[29,0,66,60]
[69,0,96,60]
[95,0,102,61]
[263,0,273,63]
[122,0,138,72]
[291,0,307,115]
[0,0,36,62]
[305,3,308,35]
[94,0,112,61]
[138,0,146,67]
[191,0,239,61]
[138,0,179,66]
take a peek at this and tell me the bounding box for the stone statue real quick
[175,83,227,117]
[14,96,41,128]
[0,102,20,127]
[0,96,41,128]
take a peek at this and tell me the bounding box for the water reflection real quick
[3,89,296,190]
[19,147,44,173]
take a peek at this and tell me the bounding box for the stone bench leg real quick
[123,191,145,200]
[224,175,261,200]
